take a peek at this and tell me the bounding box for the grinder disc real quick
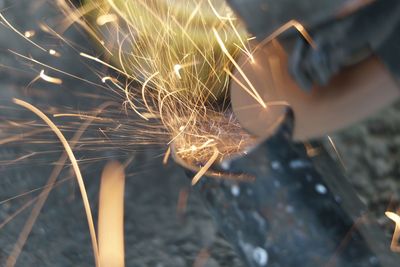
[230,40,400,141]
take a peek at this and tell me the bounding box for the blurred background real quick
[0,0,399,266]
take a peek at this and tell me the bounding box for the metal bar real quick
[185,112,400,267]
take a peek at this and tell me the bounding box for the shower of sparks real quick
[212,27,266,109]
[10,99,100,267]
[50,0,265,177]
[1,0,318,182]
[3,0,382,265]
[0,13,47,52]
[386,211,400,252]
[9,50,107,88]
[0,1,319,174]
[1,100,120,266]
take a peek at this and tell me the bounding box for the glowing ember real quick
[39,70,63,85]
[23,30,35,38]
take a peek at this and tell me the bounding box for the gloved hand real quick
[289,0,400,90]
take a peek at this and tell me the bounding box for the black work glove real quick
[289,0,400,91]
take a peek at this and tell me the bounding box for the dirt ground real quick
[0,1,399,266]
[327,100,400,240]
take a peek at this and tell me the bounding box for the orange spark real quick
[0,13,46,52]
[10,50,107,89]
[163,146,171,165]
[192,147,219,185]
[39,70,63,85]
[257,20,316,49]
[98,161,126,267]
[79,52,132,78]
[49,49,61,57]
[96,13,118,26]
[386,211,400,252]
[213,28,267,109]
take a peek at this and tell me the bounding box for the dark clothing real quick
[227,0,400,88]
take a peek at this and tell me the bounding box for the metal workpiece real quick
[186,113,400,267]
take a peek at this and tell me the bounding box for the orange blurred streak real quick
[0,128,48,145]
[386,211,400,252]
[257,20,316,49]
[193,248,210,267]
[213,28,266,109]
[191,147,219,186]
[176,188,189,217]
[98,161,126,267]
[163,146,171,165]
[39,70,63,85]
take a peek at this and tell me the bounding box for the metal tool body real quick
[230,41,399,141]
[184,1,400,266]
[228,0,400,87]
[228,0,400,141]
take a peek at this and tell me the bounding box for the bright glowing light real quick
[49,49,60,57]
[96,13,118,26]
[386,211,400,252]
[23,30,35,38]
[39,70,63,85]
[174,64,183,79]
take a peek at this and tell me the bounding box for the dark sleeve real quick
[375,21,400,84]
[227,0,362,41]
